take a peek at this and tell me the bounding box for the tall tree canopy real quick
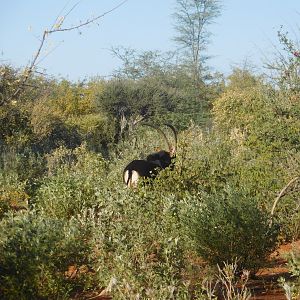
[173,0,221,84]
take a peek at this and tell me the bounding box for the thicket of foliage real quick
[1,30,300,299]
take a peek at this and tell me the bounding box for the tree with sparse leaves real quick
[173,0,221,86]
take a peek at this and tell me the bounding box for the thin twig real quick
[47,0,129,34]
[50,0,74,31]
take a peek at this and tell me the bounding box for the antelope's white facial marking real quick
[124,170,139,187]
[169,146,176,157]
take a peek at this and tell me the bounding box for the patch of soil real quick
[248,240,300,299]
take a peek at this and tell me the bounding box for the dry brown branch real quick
[48,0,128,34]
[270,176,300,216]
[10,0,129,101]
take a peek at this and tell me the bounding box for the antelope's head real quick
[145,123,177,164]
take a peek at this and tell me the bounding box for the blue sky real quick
[1,0,299,81]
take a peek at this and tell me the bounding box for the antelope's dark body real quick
[123,160,161,187]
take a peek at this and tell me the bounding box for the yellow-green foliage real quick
[49,80,95,117]
[213,86,270,135]
[0,104,32,148]
[213,69,271,138]
[31,100,64,139]
[214,69,300,153]
[67,113,116,150]
[213,69,300,239]
[28,78,115,152]
[0,172,29,217]
[226,68,261,90]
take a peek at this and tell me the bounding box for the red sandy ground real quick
[249,240,300,300]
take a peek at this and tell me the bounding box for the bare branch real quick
[9,0,129,101]
[48,0,129,34]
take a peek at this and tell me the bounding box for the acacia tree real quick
[173,0,221,86]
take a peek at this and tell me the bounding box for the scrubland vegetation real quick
[1,2,300,299]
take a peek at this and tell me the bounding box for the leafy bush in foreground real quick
[0,211,94,299]
[188,187,279,271]
[87,191,191,299]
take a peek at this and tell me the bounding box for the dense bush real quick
[0,211,94,299]
[0,104,32,149]
[18,142,202,298]
[0,172,28,218]
[87,191,191,299]
[213,69,300,240]
[0,148,45,218]
[34,145,107,219]
[31,102,82,153]
[187,187,279,271]
[0,145,195,299]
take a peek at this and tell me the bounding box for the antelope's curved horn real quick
[164,124,177,155]
[142,124,172,153]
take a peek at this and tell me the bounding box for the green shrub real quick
[187,187,279,271]
[34,145,107,219]
[0,172,29,218]
[66,113,115,153]
[0,148,46,211]
[30,101,81,153]
[0,211,94,299]
[87,190,192,299]
[0,104,32,149]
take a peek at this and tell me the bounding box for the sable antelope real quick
[123,124,177,187]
